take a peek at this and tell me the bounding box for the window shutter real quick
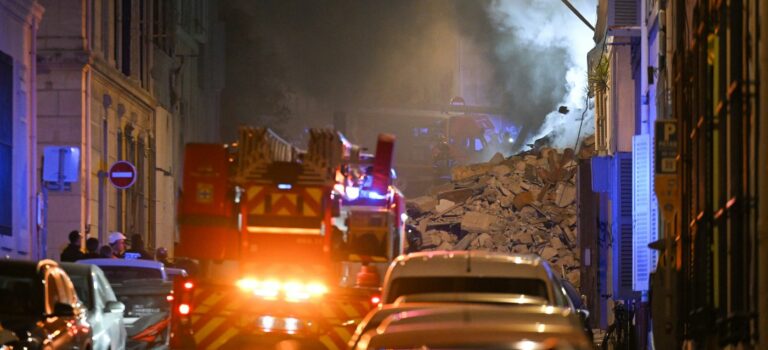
[613,152,637,299]
[0,51,12,237]
[632,135,652,291]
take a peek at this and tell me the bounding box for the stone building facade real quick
[0,0,43,259]
[36,0,224,259]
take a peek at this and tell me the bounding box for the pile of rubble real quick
[406,136,596,287]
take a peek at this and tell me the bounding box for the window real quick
[386,277,549,304]
[96,269,117,301]
[153,0,174,55]
[0,51,12,236]
[0,275,38,314]
[68,273,93,309]
[99,266,162,284]
[120,0,132,76]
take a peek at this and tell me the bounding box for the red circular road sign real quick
[109,161,137,189]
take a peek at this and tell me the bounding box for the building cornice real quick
[37,50,157,111]
[90,58,157,111]
[0,0,43,26]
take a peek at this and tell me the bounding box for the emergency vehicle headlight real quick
[236,278,328,301]
[255,280,281,299]
[306,282,328,296]
[236,278,258,291]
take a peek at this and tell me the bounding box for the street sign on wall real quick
[655,120,678,174]
[109,161,137,189]
[654,120,679,207]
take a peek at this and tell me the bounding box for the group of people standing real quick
[60,230,170,265]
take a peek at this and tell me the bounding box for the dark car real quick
[79,259,172,350]
[61,262,127,350]
[0,259,91,350]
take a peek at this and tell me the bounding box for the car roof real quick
[394,292,549,306]
[361,305,588,349]
[387,250,549,278]
[383,251,554,300]
[0,259,59,277]
[59,261,95,275]
[348,302,468,348]
[379,304,576,330]
[77,258,164,270]
[0,260,42,276]
[362,325,590,350]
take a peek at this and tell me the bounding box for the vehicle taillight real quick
[167,294,175,302]
[178,303,191,315]
[370,295,381,305]
[183,281,194,290]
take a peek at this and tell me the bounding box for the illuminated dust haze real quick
[221,0,596,151]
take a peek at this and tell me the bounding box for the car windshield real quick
[99,266,162,284]
[0,275,40,315]
[386,277,549,304]
[68,274,92,309]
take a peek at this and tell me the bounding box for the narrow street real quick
[1,0,767,349]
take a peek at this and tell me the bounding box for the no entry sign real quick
[109,161,137,189]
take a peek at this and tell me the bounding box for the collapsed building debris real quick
[406,136,596,288]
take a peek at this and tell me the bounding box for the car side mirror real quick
[52,303,75,317]
[577,308,590,322]
[105,301,125,313]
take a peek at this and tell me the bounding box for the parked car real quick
[0,259,92,350]
[79,258,172,350]
[354,304,592,349]
[348,292,552,349]
[381,251,573,307]
[379,251,592,339]
[61,262,127,350]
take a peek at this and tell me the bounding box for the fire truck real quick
[168,127,405,349]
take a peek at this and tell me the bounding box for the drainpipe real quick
[757,0,768,347]
[82,64,92,241]
[99,95,112,244]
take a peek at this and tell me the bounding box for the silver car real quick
[348,293,550,349]
[61,262,127,350]
[355,304,592,349]
[382,251,573,307]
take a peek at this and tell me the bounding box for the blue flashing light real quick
[277,183,292,190]
[362,175,373,188]
[365,191,387,200]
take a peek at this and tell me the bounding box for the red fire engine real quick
[169,127,405,349]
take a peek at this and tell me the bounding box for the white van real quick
[381,250,573,308]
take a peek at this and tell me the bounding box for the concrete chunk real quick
[461,211,497,233]
[438,188,474,203]
[408,196,437,214]
[435,199,456,213]
[540,246,558,260]
[492,164,511,177]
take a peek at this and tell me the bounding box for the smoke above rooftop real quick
[221,0,596,149]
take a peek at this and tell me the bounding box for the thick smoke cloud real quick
[490,0,597,150]
[221,0,595,148]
